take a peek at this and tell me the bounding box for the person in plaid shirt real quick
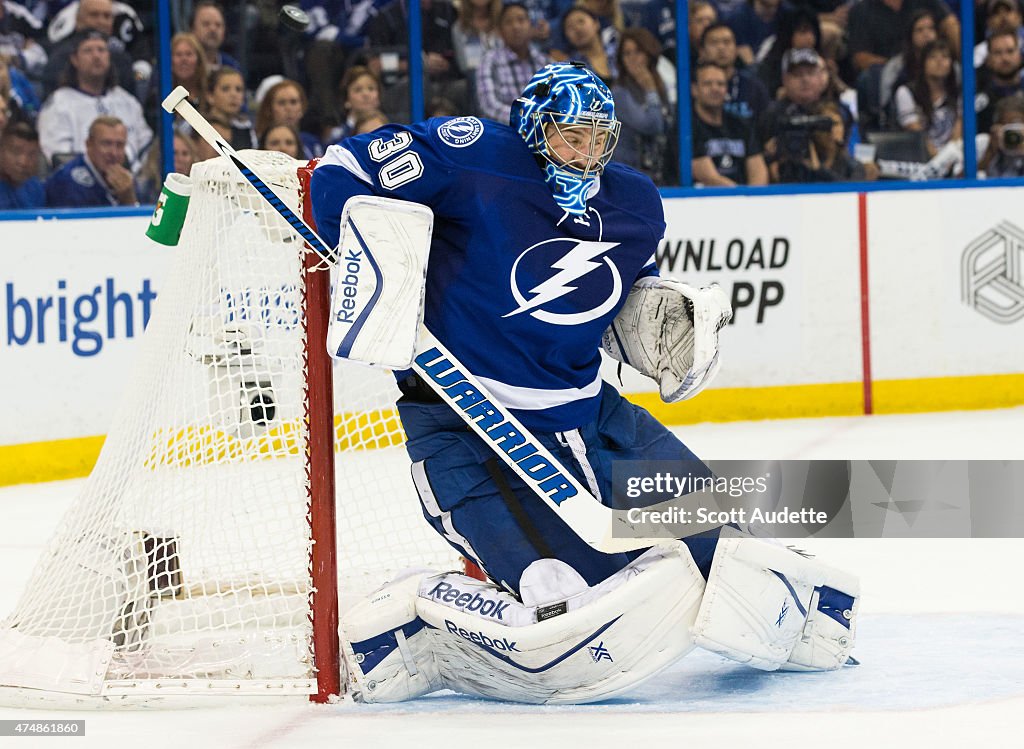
[475,2,548,122]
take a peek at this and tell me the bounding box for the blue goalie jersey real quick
[310,116,665,432]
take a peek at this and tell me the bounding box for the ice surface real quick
[1,407,1021,748]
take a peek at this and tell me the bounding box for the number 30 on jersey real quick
[367,132,424,190]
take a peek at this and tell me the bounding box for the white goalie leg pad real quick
[692,536,860,672]
[340,570,444,703]
[341,546,705,704]
[327,195,433,369]
[602,277,731,402]
[417,543,705,704]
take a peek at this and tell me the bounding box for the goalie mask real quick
[510,62,621,215]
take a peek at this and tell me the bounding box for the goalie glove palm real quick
[602,278,732,403]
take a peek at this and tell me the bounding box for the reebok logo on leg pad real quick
[444,620,520,652]
[426,581,511,620]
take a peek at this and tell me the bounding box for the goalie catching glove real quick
[602,277,732,402]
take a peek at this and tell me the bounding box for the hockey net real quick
[0,152,460,704]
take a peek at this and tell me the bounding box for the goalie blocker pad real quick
[341,543,706,704]
[691,534,860,672]
[327,196,433,369]
[602,278,731,402]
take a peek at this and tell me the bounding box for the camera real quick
[777,114,835,160]
[1000,123,1024,155]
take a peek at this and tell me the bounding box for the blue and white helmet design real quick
[510,62,621,215]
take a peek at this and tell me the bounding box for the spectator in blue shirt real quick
[0,121,44,209]
[301,0,393,50]
[45,114,138,207]
[3,58,40,120]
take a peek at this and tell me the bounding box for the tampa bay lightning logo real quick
[71,165,95,186]
[437,117,484,148]
[504,238,622,325]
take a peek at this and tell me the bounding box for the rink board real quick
[865,188,1024,412]
[2,185,1024,484]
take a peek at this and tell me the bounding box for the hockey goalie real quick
[309,62,859,704]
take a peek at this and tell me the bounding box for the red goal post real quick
[300,160,341,702]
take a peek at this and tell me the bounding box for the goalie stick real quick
[161,86,662,555]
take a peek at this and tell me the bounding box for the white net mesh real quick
[0,152,460,699]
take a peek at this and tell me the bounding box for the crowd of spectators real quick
[3,0,1024,211]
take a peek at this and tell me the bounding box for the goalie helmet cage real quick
[0,152,462,707]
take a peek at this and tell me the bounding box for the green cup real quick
[145,172,193,246]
